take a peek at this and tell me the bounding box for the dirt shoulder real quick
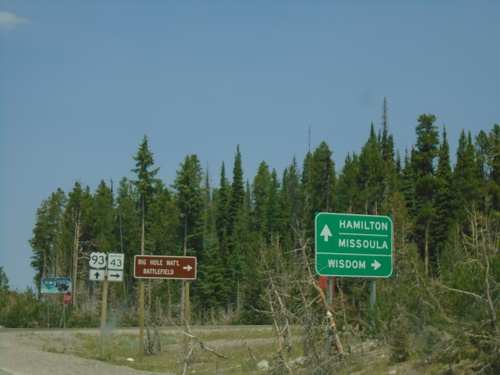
[0,328,169,375]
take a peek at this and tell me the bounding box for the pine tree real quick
[29,188,67,290]
[226,146,246,307]
[267,169,280,241]
[212,163,231,304]
[115,177,140,293]
[357,124,385,214]
[413,114,439,177]
[131,135,160,255]
[379,99,400,205]
[488,124,500,186]
[197,165,229,312]
[172,154,204,259]
[148,182,179,255]
[131,135,160,355]
[412,114,440,275]
[302,141,336,235]
[252,161,272,240]
[401,149,417,218]
[310,142,336,213]
[475,130,493,215]
[432,126,454,253]
[453,130,482,227]
[61,181,92,306]
[89,180,116,254]
[486,124,500,212]
[279,158,301,249]
[337,152,360,213]
[228,146,245,237]
[381,97,390,160]
[215,162,230,247]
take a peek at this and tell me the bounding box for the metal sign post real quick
[59,291,72,328]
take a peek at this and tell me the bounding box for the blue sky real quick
[1,1,499,290]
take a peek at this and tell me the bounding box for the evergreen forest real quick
[1,104,499,373]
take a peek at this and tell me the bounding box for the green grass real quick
[72,327,295,374]
[30,323,457,374]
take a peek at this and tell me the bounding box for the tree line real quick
[1,100,499,372]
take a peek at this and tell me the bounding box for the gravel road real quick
[0,328,173,375]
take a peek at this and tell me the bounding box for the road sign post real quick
[60,291,72,328]
[87,252,125,357]
[133,254,197,357]
[315,213,393,278]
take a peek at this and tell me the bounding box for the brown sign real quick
[134,255,197,280]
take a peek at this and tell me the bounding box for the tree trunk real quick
[180,215,188,326]
[72,215,80,307]
[424,220,429,276]
[299,236,344,356]
[139,196,145,357]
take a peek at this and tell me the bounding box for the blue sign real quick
[41,277,72,294]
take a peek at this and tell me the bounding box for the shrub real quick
[389,306,411,363]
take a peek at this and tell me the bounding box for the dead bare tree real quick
[257,239,295,373]
[433,209,500,373]
[144,319,162,355]
[180,328,228,375]
[436,209,498,331]
[295,230,345,357]
[71,211,81,307]
[255,223,347,373]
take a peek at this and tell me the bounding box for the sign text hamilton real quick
[315,213,393,278]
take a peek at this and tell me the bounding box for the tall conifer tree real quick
[433,126,454,252]
[487,124,500,212]
[61,181,92,305]
[454,130,482,226]
[115,177,140,293]
[412,114,439,274]
[337,152,360,213]
[227,146,246,307]
[131,135,160,355]
[90,180,116,254]
[173,154,204,259]
[29,189,67,290]
[132,135,160,255]
[252,161,272,240]
[357,124,385,214]
[303,141,336,233]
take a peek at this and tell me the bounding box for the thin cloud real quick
[0,11,29,31]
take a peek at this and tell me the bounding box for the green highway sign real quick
[315,213,393,278]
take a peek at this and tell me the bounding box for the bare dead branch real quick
[181,346,195,375]
[181,330,228,359]
[436,283,487,303]
[294,227,345,356]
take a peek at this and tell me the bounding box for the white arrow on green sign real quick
[315,213,393,278]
